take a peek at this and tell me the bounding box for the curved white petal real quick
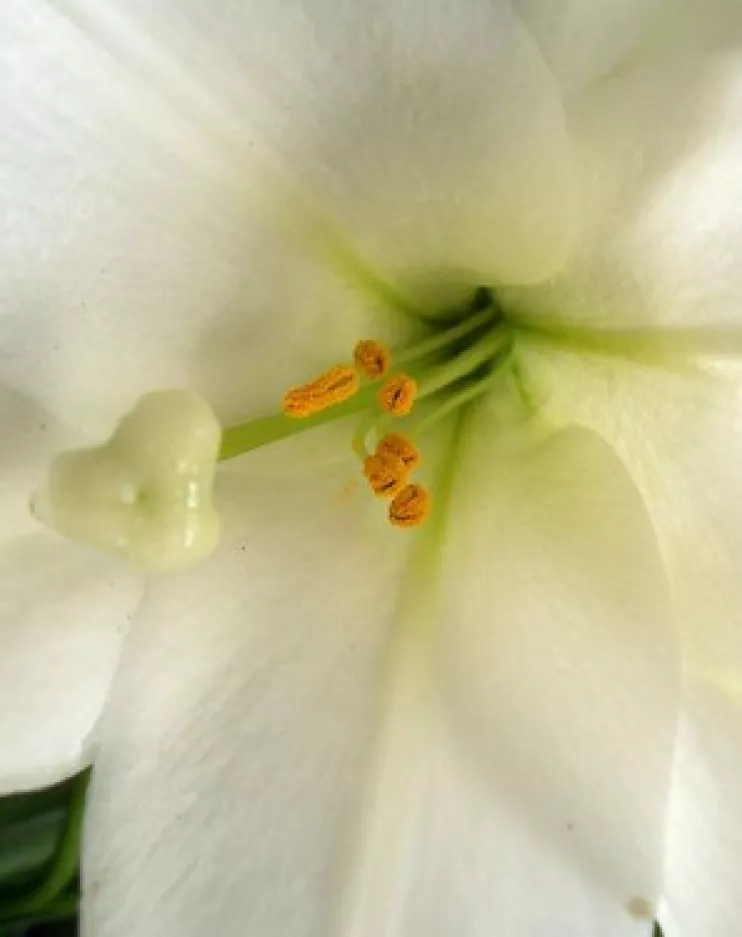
[503,32,742,330]
[0,385,78,546]
[82,437,668,937]
[0,1,404,436]
[659,675,742,937]
[0,531,141,793]
[82,469,411,937]
[513,0,666,98]
[517,343,742,935]
[435,414,679,928]
[45,0,575,301]
[334,519,666,937]
[394,720,658,937]
[0,386,142,792]
[518,346,742,673]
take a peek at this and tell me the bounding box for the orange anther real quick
[283,365,359,418]
[388,483,431,528]
[363,451,408,499]
[376,432,420,472]
[379,374,417,416]
[353,339,391,380]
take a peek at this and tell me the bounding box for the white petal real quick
[82,469,410,937]
[0,384,78,545]
[659,675,742,937]
[0,532,141,793]
[513,0,666,98]
[439,416,679,924]
[82,447,660,937]
[518,345,742,672]
[395,720,657,937]
[517,343,742,935]
[317,421,673,936]
[0,386,143,792]
[0,2,404,435]
[47,0,575,299]
[503,32,742,329]
[82,413,677,935]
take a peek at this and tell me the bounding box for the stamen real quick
[283,365,360,418]
[379,374,417,416]
[354,339,391,380]
[376,432,420,471]
[363,451,408,499]
[388,483,431,528]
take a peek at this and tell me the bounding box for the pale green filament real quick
[392,304,500,367]
[219,385,377,460]
[415,332,516,434]
[220,316,513,463]
[415,328,510,400]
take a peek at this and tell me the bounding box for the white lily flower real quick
[2,1,742,936]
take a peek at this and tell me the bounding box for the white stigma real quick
[31,390,222,571]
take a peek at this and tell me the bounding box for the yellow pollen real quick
[388,483,431,528]
[282,365,359,418]
[376,432,420,471]
[354,339,391,380]
[379,374,417,416]
[363,451,408,499]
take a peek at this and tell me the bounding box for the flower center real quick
[220,288,514,529]
[30,290,518,569]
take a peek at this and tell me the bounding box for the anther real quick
[379,374,417,416]
[354,340,391,380]
[388,483,431,528]
[376,432,420,472]
[283,365,359,418]
[363,451,408,499]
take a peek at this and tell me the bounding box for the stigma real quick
[31,391,222,570]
